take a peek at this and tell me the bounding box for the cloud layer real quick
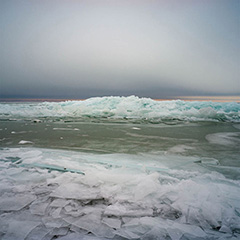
[0,0,239,98]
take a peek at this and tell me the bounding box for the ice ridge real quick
[0,147,240,239]
[0,95,239,122]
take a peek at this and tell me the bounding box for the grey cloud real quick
[0,0,239,99]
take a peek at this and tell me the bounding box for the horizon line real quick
[0,95,239,103]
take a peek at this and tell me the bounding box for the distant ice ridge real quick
[0,147,240,239]
[0,95,239,122]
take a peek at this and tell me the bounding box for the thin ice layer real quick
[206,132,240,146]
[0,194,36,211]
[2,220,40,240]
[0,147,240,239]
[50,183,101,200]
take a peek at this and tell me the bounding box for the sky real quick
[0,0,239,99]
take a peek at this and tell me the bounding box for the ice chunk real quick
[122,218,140,227]
[64,209,84,217]
[50,199,69,208]
[102,217,121,229]
[134,173,159,200]
[139,217,206,239]
[170,221,206,238]
[25,225,51,240]
[2,220,40,240]
[167,228,183,240]
[63,216,78,225]
[72,213,115,238]
[115,229,140,239]
[50,183,101,200]
[198,107,217,118]
[32,185,56,196]
[51,227,69,236]
[57,232,103,240]
[30,202,49,216]
[154,204,182,220]
[122,217,134,224]
[0,194,36,211]
[143,226,168,240]
[18,140,33,144]
[219,225,232,233]
[51,207,62,219]
[64,205,74,213]
[0,183,16,195]
[53,128,79,131]
[42,217,64,228]
[104,203,153,217]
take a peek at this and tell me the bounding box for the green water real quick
[1,120,239,169]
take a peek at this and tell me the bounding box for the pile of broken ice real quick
[0,148,240,240]
[0,96,240,122]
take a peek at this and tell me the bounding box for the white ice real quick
[18,140,33,144]
[1,96,239,122]
[0,147,240,239]
[206,132,240,146]
[0,194,36,211]
[50,183,101,200]
[2,220,40,240]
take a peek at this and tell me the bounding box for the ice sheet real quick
[30,202,49,216]
[2,220,40,240]
[102,217,121,229]
[50,183,101,200]
[0,194,36,211]
[0,147,240,239]
[104,203,153,217]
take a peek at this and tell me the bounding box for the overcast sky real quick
[0,0,239,99]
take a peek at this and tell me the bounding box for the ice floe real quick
[0,147,240,239]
